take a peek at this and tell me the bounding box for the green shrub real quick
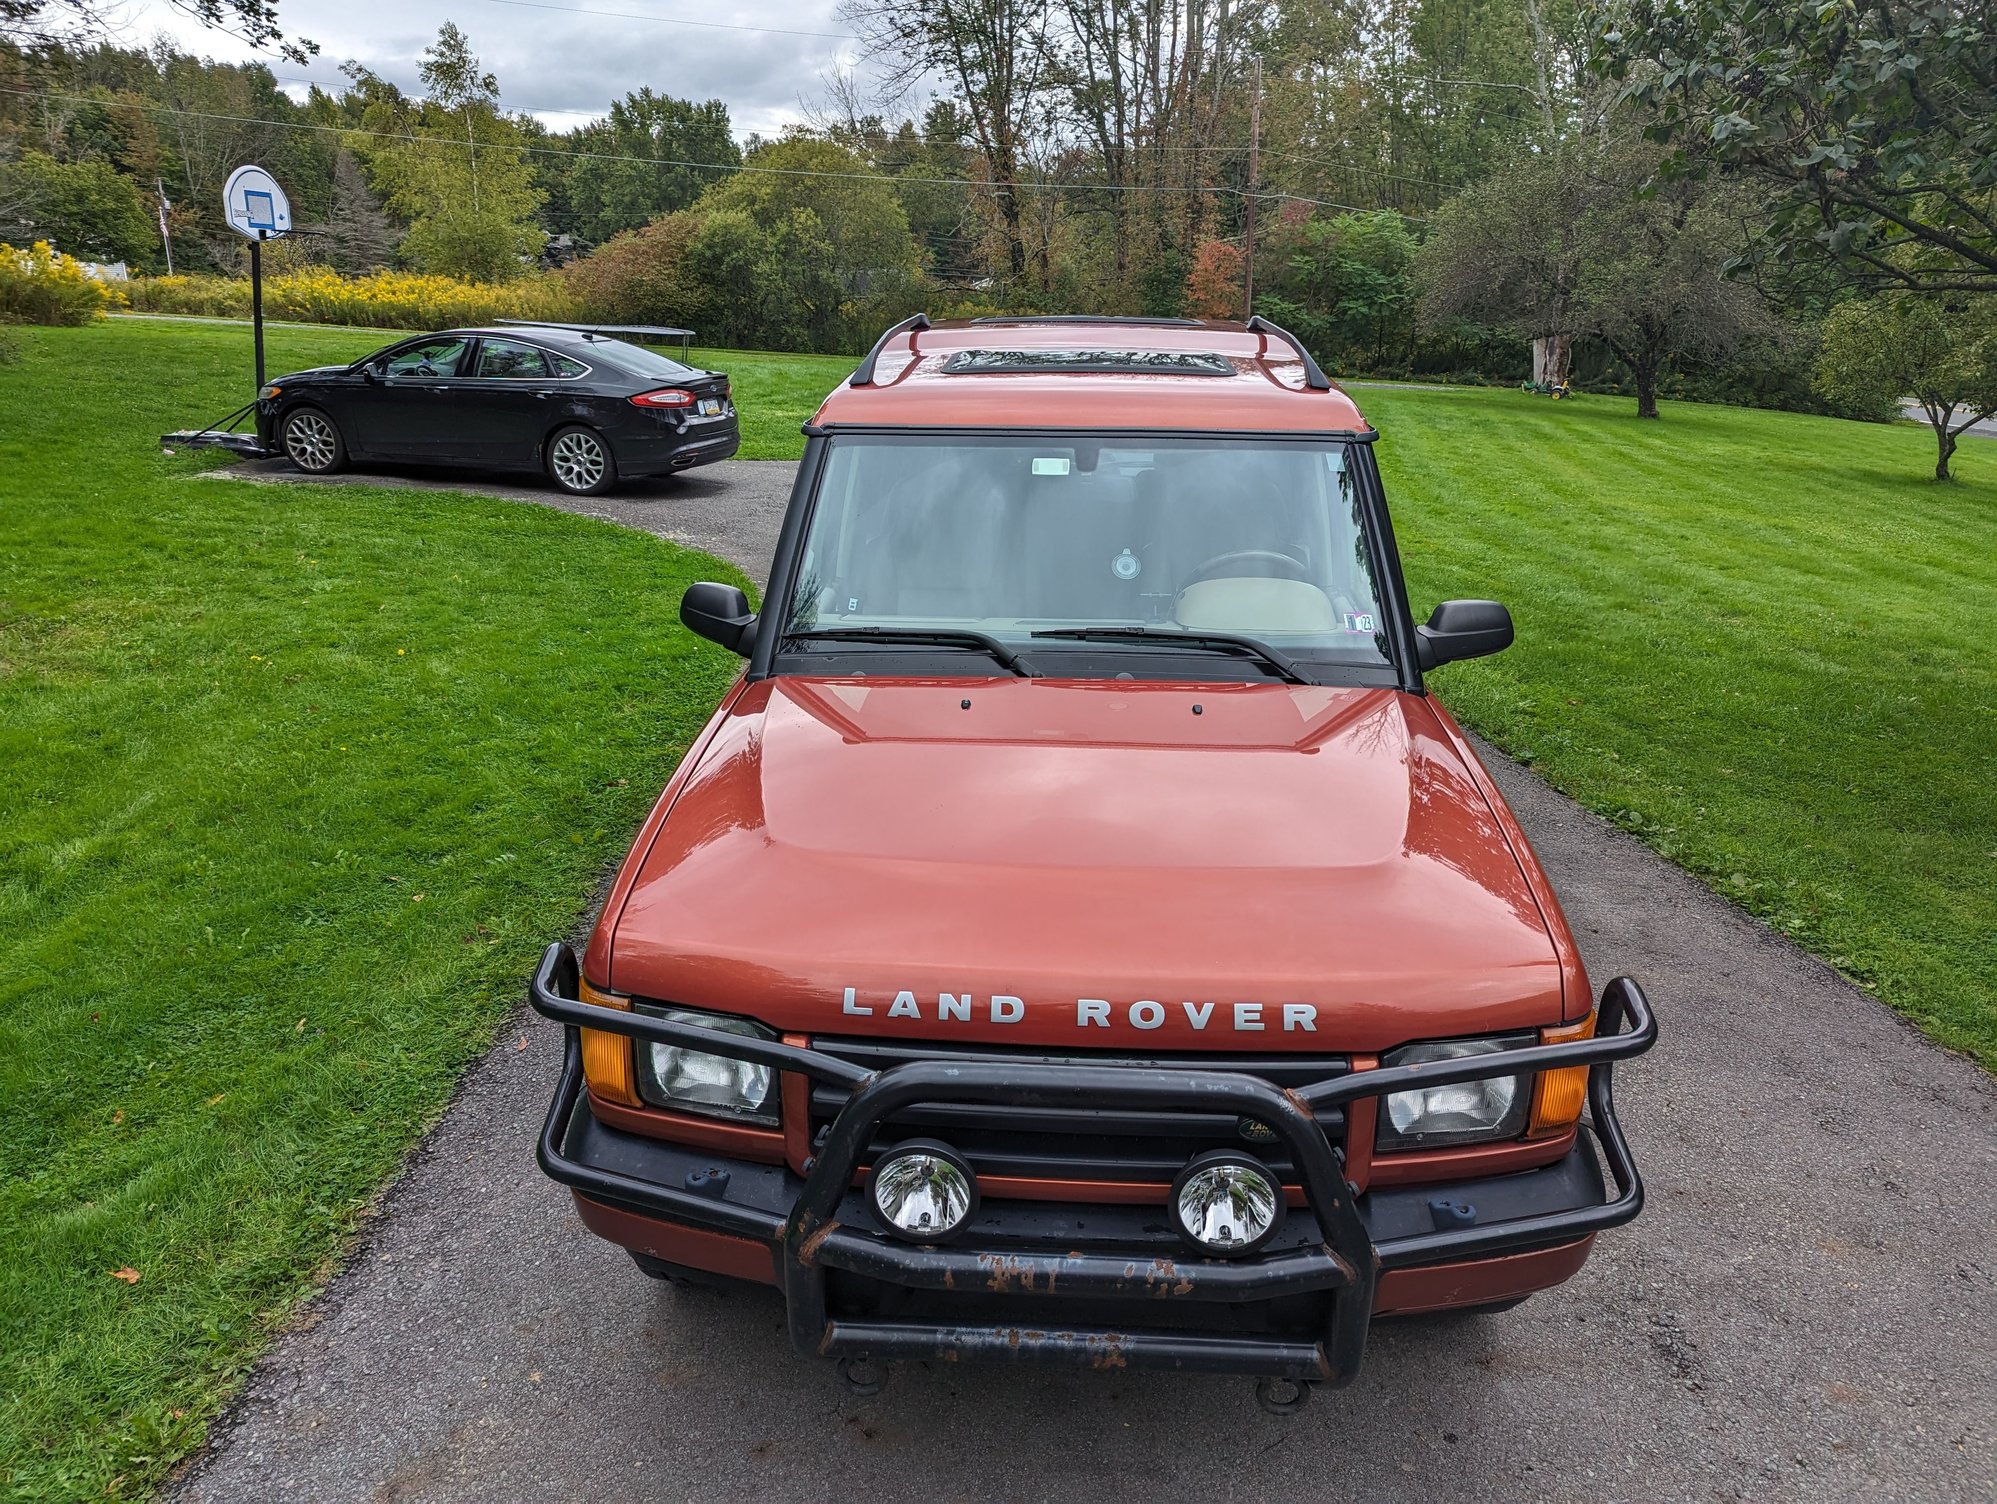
[125,274,251,318]
[123,269,576,330]
[0,241,117,325]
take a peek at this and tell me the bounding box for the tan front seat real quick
[1175,576,1339,634]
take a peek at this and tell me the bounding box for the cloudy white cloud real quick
[105,0,882,139]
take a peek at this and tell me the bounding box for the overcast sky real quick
[105,0,884,139]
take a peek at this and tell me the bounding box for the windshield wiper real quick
[783,626,1038,678]
[1028,626,1311,685]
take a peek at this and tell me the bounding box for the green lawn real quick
[2,318,1992,1498]
[0,320,756,1498]
[1364,384,1995,1064]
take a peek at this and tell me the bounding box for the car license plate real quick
[697,398,724,417]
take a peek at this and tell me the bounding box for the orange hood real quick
[606,676,1566,1053]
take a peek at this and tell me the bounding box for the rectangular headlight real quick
[1375,1034,1533,1150]
[633,1004,778,1125]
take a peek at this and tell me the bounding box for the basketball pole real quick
[251,230,266,391]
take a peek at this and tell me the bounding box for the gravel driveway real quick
[172,461,1996,1503]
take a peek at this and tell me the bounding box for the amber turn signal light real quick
[1527,1012,1594,1138]
[579,977,640,1108]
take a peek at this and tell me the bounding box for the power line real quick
[0,82,1421,214]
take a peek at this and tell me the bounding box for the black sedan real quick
[254,323,738,495]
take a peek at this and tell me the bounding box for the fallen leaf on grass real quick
[111,1110,124,1125]
[295,1017,306,1032]
[110,1267,140,1284]
[207,1093,226,1106]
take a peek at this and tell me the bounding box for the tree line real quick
[3,0,1993,472]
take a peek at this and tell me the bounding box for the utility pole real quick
[1242,54,1261,321]
[155,178,174,275]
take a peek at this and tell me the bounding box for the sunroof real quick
[940,349,1234,376]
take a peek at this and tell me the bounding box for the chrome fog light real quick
[867,1140,979,1243]
[1171,1151,1285,1257]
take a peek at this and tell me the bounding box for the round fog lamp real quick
[1171,1151,1285,1257]
[867,1140,979,1243]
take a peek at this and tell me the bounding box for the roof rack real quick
[1245,314,1332,391]
[496,320,695,361]
[850,312,931,387]
[970,314,1202,327]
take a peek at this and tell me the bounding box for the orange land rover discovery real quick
[528,314,1656,1409]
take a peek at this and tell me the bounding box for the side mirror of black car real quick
[1416,599,1513,670]
[358,360,382,382]
[681,582,758,655]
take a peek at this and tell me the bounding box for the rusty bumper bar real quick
[530,944,1656,1382]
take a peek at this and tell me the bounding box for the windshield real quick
[784,435,1393,676]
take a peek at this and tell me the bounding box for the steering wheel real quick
[414,361,439,376]
[1179,549,1312,592]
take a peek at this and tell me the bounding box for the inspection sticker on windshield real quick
[1343,612,1376,633]
[1032,456,1072,476]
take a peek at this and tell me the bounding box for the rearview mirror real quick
[681,582,757,655]
[1416,599,1513,670]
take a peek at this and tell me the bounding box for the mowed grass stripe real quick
[1372,385,1995,1060]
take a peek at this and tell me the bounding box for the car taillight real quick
[630,387,694,408]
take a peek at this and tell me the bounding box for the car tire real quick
[545,424,616,496]
[282,406,347,475]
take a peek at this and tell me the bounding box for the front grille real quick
[807,1036,1349,1183]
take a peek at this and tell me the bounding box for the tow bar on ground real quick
[161,400,270,459]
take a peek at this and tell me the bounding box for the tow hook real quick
[837,1355,886,1397]
[1254,1376,1313,1415]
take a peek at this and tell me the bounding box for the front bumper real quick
[528,946,1656,1383]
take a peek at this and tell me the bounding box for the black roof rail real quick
[850,313,931,387]
[968,314,1202,327]
[1245,314,1332,391]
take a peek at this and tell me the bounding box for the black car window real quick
[382,338,470,377]
[588,338,695,379]
[548,352,589,378]
[474,339,552,380]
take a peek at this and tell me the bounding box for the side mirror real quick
[681,581,757,656]
[1416,599,1513,671]
[357,360,382,382]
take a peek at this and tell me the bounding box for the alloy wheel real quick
[285,411,337,472]
[550,430,607,492]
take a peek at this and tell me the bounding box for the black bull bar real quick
[529,944,1656,1383]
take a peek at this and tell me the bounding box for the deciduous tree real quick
[1419,136,1784,417]
[1597,0,1997,295]
[564,90,738,246]
[347,28,543,281]
[1814,294,1997,481]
